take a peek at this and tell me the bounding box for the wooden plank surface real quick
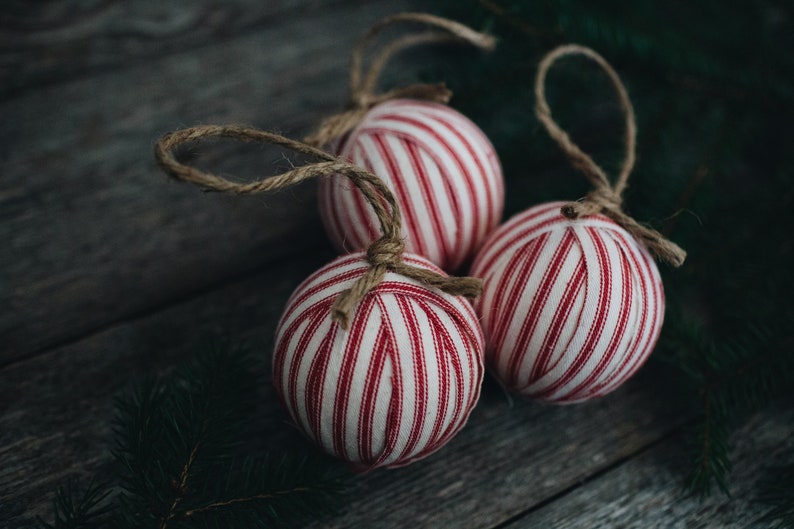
[305,375,690,529]
[1,0,417,365]
[508,404,793,528]
[0,0,348,98]
[0,253,330,526]
[1,1,787,527]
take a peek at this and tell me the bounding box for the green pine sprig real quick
[39,344,348,529]
[36,478,113,529]
[684,322,794,496]
[182,454,346,528]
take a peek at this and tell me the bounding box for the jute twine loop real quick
[535,44,686,267]
[304,12,496,147]
[154,124,482,329]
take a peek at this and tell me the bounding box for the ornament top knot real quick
[534,44,686,267]
[305,12,496,149]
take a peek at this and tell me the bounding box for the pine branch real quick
[159,444,199,529]
[670,319,794,496]
[183,454,346,527]
[41,343,349,529]
[36,478,113,529]
[183,490,309,517]
[688,391,732,496]
[111,343,261,527]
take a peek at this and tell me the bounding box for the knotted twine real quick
[154,125,482,329]
[534,44,687,267]
[304,12,496,147]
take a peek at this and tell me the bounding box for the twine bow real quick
[535,44,687,267]
[154,125,482,329]
[304,12,496,147]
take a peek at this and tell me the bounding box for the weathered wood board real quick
[1,0,419,365]
[509,404,793,529]
[0,0,349,98]
[0,254,329,526]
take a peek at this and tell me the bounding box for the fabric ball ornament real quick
[319,99,504,272]
[470,202,665,404]
[273,251,485,470]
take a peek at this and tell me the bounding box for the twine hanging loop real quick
[534,44,686,267]
[305,12,495,147]
[154,125,482,329]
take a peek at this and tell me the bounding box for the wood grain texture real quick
[0,0,417,365]
[0,255,691,528]
[0,0,351,98]
[306,372,691,529]
[0,252,333,528]
[508,404,794,529]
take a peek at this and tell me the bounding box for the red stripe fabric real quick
[318,99,504,273]
[273,252,485,470]
[470,202,665,403]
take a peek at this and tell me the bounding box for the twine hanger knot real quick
[561,187,623,219]
[154,125,482,330]
[535,44,687,267]
[305,12,495,147]
[366,237,405,269]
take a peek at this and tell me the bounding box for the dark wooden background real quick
[2,1,791,527]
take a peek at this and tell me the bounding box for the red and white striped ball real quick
[470,201,664,404]
[273,252,484,470]
[319,99,504,272]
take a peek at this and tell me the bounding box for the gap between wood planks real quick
[509,404,794,528]
[488,420,697,529]
[0,244,333,372]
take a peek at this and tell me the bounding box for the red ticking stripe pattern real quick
[470,202,665,404]
[273,252,485,470]
[318,99,504,272]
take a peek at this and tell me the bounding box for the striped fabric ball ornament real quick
[470,202,665,404]
[319,99,504,272]
[273,252,485,470]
